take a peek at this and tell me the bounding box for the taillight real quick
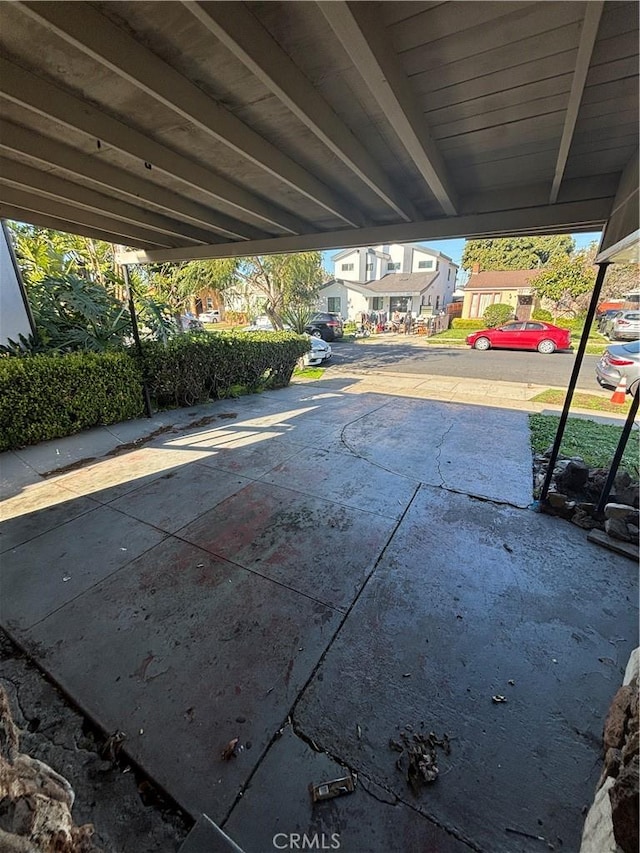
[609,356,634,365]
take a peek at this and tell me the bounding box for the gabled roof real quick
[362,271,438,295]
[464,270,541,291]
[331,247,361,262]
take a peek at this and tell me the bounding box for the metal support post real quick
[595,390,640,515]
[539,262,610,504]
[123,263,153,418]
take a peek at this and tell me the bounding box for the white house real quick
[318,243,458,320]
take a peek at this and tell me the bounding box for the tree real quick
[529,250,594,317]
[482,303,513,327]
[175,252,326,327]
[461,236,574,271]
[580,241,640,301]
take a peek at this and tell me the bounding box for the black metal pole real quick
[540,262,610,504]
[123,264,153,419]
[595,390,640,515]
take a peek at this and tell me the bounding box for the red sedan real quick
[466,321,571,354]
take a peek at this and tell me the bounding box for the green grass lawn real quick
[529,414,639,475]
[293,366,325,379]
[532,389,632,414]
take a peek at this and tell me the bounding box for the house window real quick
[417,260,434,269]
[388,263,400,272]
[371,297,384,311]
[436,295,440,309]
[448,269,451,280]
[206,297,213,310]
[389,296,410,313]
[366,263,374,271]
[341,263,354,271]
[328,296,341,313]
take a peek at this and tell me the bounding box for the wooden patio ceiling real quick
[0,1,637,262]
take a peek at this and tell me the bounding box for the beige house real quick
[461,268,541,321]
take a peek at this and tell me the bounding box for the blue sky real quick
[322,231,602,279]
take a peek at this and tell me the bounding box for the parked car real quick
[466,321,571,354]
[305,312,344,341]
[598,308,624,334]
[199,310,220,323]
[179,313,204,331]
[303,335,332,366]
[607,311,640,341]
[596,340,640,395]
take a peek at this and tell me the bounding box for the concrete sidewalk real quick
[1,374,637,853]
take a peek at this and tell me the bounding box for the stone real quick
[597,747,622,789]
[557,460,590,493]
[614,471,632,492]
[605,518,632,542]
[604,503,637,520]
[577,502,598,516]
[609,755,639,853]
[571,509,600,530]
[604,684,635,751]
[622,729,639,766]
[548,492,569,508]
[617,484,639,509]
[579,776,617,853]
[624,649,639,686]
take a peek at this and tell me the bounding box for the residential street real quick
[330,337,602,391]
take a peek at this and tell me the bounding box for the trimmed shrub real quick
[532,308,553,322]
[451,318,485,329]
[482,303,513,327]
[0,351,144,451]
[140,331,309,408]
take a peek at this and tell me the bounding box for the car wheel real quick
[474,336,491,351]
[537,339,556,354]
[311,329,323,338]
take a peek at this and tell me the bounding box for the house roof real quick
[0,2,636,264]
[464,270,541,291]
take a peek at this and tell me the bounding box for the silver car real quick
[596,340,640,396]
[608,311,640,341]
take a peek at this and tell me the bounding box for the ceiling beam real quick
[183,0,417,223]
[317,0,458,217]
[18,1,368,229]
[0,121,268,242]
[116,197,612,264]
[0,204,162,251]
[0,57,309,237]
[549,1,604,204]
[0,185,176,247]
[0,156,214,246]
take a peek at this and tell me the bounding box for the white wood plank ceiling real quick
[0,1,637,261]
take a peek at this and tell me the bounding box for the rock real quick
[604,684,635,751]
[571,509,600,530]
[628,524,639,541]
[604,503,637,520]
[624,650,640,686]
[577,502,598,516]
[609,755,639,853]
[617,484,639,509]
[598,747,622,788]
[605,517,632,542]
[614,471,632,492]
[548,492,569,508]
[580,776,618,853]
[557,460,590,493]
[622,729,639,765]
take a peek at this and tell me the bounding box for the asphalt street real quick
[329,338,602,391]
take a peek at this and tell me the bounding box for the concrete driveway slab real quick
[177,481,401,612]
[224,727,470,853]
[262,446,419,520]
[109,463,251,534]
[294,484,638,853]
[184,435,303,480]
[20,536,341,823]
[1,505,166,632]
[0,452,42,499]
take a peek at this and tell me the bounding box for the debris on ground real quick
[390,727,451,794]
[309,773,357,802]
[100,730,126,762]
[220,737,240,760]
[0,684,100,852]
[492,695,507,704]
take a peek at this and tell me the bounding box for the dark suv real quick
[305,312,344,342]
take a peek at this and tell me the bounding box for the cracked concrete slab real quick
[294,485,638,852]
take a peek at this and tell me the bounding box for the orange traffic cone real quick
[611,375,628,404]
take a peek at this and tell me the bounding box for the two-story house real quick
[317,243,458,320]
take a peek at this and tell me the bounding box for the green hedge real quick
[0,351,144,451]
[140,331,309,408]
[451,318,484,329]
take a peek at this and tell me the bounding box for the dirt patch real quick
[0,630,191,852]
